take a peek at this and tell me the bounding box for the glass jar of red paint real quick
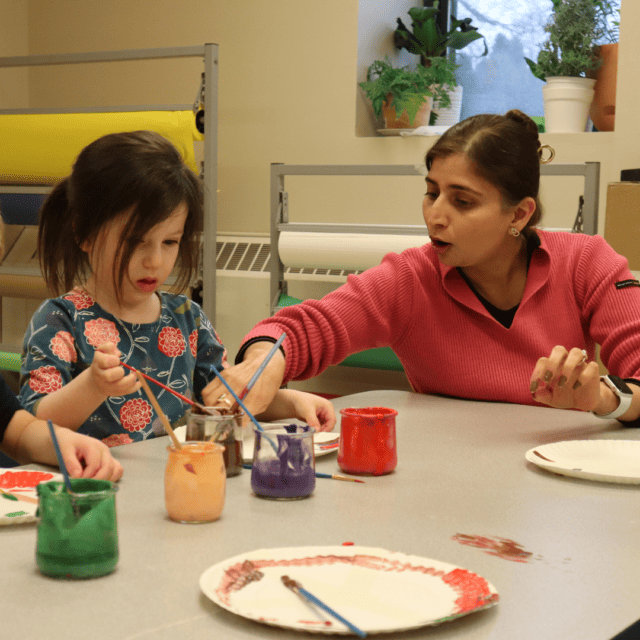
[337,407,398,476]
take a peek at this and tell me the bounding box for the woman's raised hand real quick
[202,342,286,418]
[530,345,601,412]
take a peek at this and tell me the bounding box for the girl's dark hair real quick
[38,130,203,299]
[425,109,544,229]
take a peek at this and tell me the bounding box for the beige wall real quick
[0,0,28,106]
[0,0,631,236]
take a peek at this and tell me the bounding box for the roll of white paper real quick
[278,231,429,271]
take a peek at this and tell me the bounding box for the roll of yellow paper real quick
[0,110,203,184]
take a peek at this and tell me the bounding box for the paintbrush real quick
[281,576,367,638]
[242,464,364,483]
[228,332,286,414]
[135,372,182,449]
[121,362,219,417]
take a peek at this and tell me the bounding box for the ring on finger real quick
[578,349,587,366]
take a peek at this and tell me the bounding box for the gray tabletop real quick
[2,390,640,640]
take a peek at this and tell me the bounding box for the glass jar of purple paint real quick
[250,424,316,500]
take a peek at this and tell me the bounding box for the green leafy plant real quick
[359,56,458,123]
[525,0,619,81]
[393,1,488,67]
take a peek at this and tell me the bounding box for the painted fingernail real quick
[530,380,539,394]
[543,371,553,383]
[573,380,582,390]
[558,375,567,388]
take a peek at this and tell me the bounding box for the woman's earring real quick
[510,227,521,237]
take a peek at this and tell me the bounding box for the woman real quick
[203,110,640,424]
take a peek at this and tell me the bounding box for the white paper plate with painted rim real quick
[0,468,63,524]
[242,425,339,463]
[200,545,499,635]
[525,440,640,484]
[173,424,339,462]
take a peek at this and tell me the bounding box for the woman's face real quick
[423,153,528,272]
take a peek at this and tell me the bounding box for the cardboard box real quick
[604,182,640,270]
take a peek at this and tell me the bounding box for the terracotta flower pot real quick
[382,93,433,129]
[589,43,618,132]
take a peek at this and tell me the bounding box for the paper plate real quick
[0,468,62,524]
[525,440,640,484]
[242,426,339,463]
[174,424,339,462]
[200,545,498,635]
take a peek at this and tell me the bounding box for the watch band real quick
[592,375,633,419]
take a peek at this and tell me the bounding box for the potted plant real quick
[393,1,487,126]
[524,0,614,133]
[359,56,456,130]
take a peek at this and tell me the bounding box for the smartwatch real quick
[592,375,634,419]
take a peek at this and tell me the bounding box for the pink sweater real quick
[242,230,640,406]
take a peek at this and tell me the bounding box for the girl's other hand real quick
[54,425,124,482]
[286,390,336,432]
[529,345,601,412]
[90,342,141,398]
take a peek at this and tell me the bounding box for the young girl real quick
[19,130,335,445]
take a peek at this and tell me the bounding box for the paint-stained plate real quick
[0,469,63,524]
[200,545,498,635]
[525,440,640,484]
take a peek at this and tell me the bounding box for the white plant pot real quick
[431,85,463,127]
[542,76,596,133]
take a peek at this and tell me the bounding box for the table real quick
[2,390,640,639]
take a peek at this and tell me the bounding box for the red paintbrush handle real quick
[121,362,195,407]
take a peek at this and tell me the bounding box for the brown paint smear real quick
[452,534,535,563]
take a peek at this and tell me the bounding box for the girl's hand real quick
[54,426,124,482]
[285,390,336,432]
[90,343,140,398]
[530,346,601,412]
[202,343,286,418]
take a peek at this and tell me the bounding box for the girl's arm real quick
[34,343,140,430]
[256,388,337,432]
[2,411,123,481]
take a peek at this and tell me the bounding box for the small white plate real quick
[0,468,63,524]
[525,440,640,484]
[200,545,498,635]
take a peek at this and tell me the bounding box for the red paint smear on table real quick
[452,534,534,563]
[0,470,54,489]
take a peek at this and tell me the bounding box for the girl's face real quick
[83,203,187,315]
[423,153,531,272]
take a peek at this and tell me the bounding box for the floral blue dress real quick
[18,287,227,446]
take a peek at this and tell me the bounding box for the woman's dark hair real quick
[425,109,544,229]
[38,130,203,299]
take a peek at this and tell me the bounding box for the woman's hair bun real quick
[505,109,540,146]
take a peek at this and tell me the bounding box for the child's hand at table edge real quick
[257,389,336,432]
[55,425,124,482]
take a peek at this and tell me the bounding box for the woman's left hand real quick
[530,345,601,412]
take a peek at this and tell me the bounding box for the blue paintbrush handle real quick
[297,585,367,638]
[243,332,286,397]
[46,420,73,493]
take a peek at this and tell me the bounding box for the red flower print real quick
[63,288,94,310]
[84,318,120,348]
[189,330,198,357]
[29,366,63,394]
[50,331,77,363]
[119,398,152,432]
[102,433,134,447]
[158,327,186,358]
